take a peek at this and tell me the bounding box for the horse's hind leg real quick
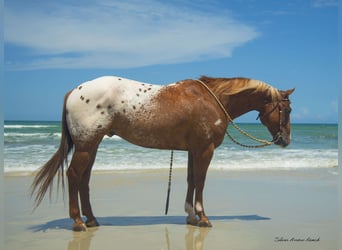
[67,149,97,231]
[79,152,99,228]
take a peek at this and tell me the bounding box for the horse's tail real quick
[31,92,74,208]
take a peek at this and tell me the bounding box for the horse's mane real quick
[199,76,281,101]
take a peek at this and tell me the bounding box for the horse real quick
[31,76,294,231]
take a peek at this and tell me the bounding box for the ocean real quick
[4,121,338,173]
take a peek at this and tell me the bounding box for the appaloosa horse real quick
[31,76,294,231]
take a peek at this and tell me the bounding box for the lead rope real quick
[165,150,174,215]
[194,79,273,148]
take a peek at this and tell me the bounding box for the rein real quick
[194,79,274,148]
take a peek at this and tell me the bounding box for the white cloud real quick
[330,99,338,112]
[312,0,338,8]
[292,104,338,123]
[292,107,310,121]
[4,0,259,70]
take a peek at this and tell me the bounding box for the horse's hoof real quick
[186,216,199,226]
[198,219,212,228]
[86,218,99,228]
[72,222,87,232]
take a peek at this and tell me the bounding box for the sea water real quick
[4,121,338,173]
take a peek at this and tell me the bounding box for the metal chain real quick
[194,79,273,148]
[165,150,173,215]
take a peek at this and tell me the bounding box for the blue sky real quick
[3,0,338,123]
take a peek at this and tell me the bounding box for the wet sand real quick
[3,168,338,250]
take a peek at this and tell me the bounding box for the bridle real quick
[257,98,291,145]
[194,79,290,148]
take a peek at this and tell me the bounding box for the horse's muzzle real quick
[273,133,290,148]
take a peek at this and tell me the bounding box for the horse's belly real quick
[114,124,189,150]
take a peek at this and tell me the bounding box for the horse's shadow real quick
[29,214,271,232]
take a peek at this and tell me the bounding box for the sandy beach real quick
[3,168,338,250]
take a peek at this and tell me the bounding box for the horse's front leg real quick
[185,152,198,226]
[193,144,214,227]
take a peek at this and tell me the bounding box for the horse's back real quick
[65,76,162,141]
[69,76,160,100]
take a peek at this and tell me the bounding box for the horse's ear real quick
[281,88,295,98]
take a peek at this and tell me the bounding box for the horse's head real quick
[259,88,295,147]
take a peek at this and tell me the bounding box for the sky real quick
[3,0,339,123]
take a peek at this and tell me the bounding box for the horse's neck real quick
[223,92,266,120]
